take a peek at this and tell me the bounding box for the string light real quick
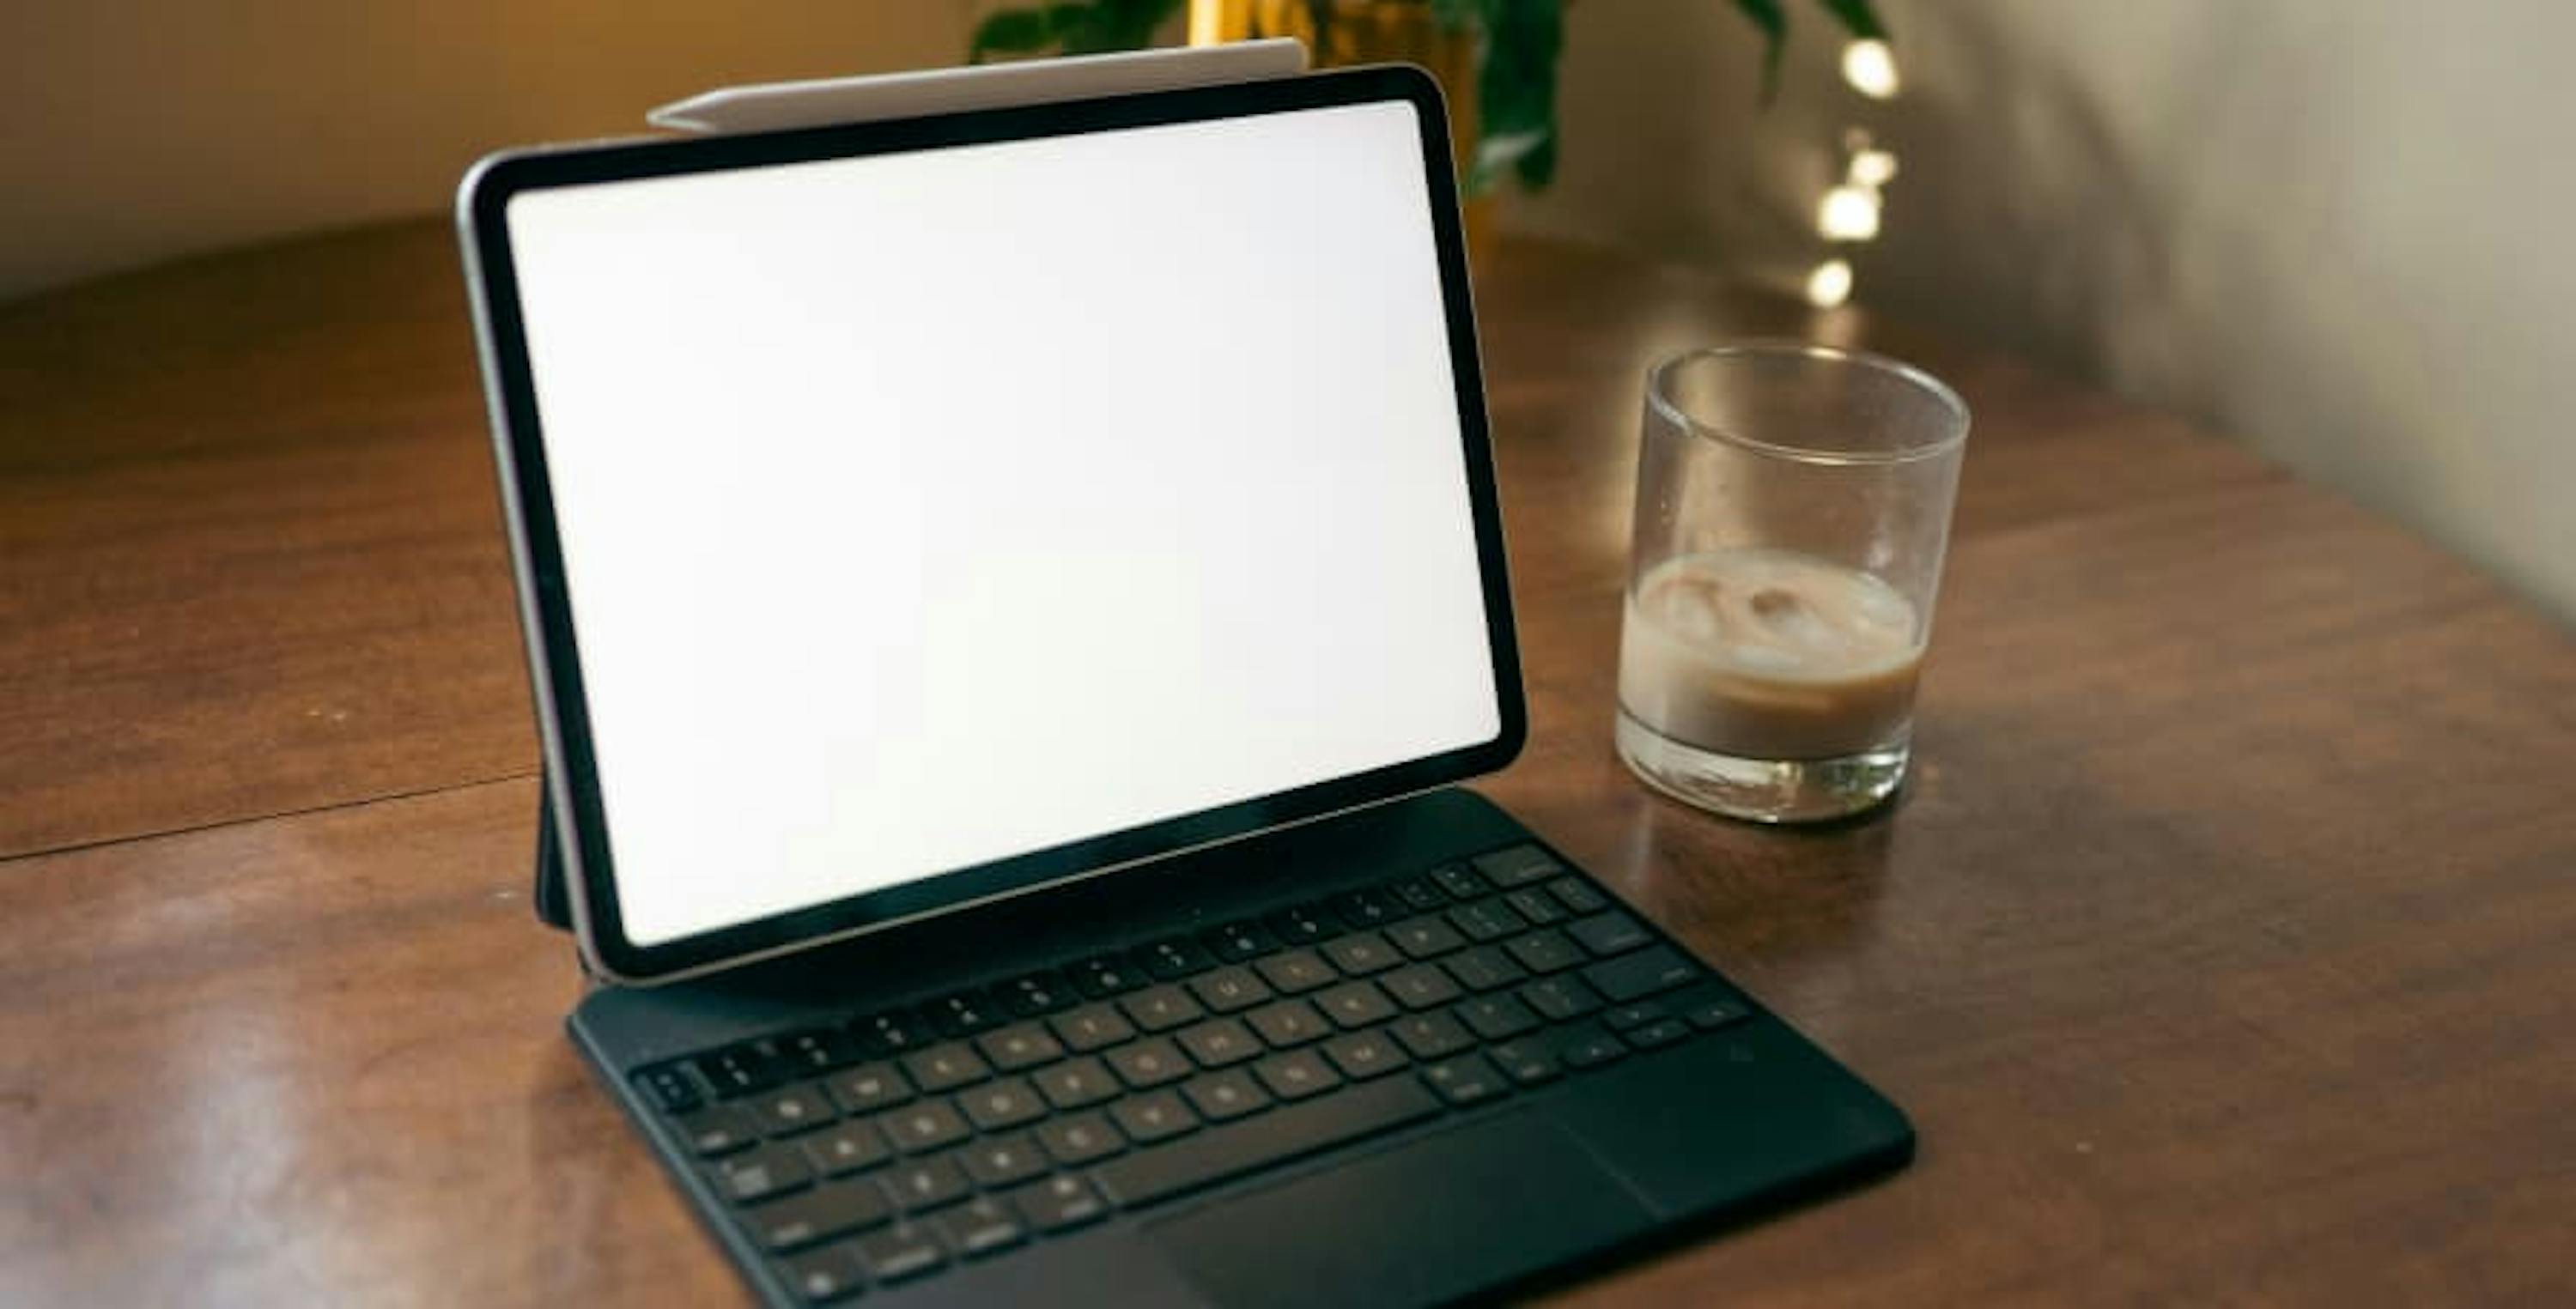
[1841,39,1900,99]
[1805,258,1854,308]
[1849,148,1898,188]
[1816,185,1881,241]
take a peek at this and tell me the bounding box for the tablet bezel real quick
[459,65,1523,985]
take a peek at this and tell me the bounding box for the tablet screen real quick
[470,70,1517,976]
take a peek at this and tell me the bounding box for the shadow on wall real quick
[1515,0,2576,623]
[1868,0,2576,623]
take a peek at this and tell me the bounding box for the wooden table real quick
[4,220,2571,1306]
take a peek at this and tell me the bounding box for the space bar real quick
[1095,1078,1443,1209]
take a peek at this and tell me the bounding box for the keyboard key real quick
[826,1062,913,1114]
[1473,845,1565,887]
[933,1195,1027,1259]
[877,1100,972,1154]
[1332,888,1399,928]
[1583,945,1701,1003]
[854,1221,948,1284]
[1676,985,1753,1031]
[957,1077,1047,1131]
[1504,928,1586,975]
[1548,876,1611,916]
[696,1045,782,1099]
[1569,911,1654,958]
[1177,1018,1261,1068]
[1188,966,1274,1013]
[1555,1023,1628,1070]
[1264,904,1337,946]
[1388,1012,1474,1061]
[927,990,1004,1037]
[1380,964,1463,1010]
[1032,1055,1120,1110]
[1204,920,1276,961]
[1111,1089,1201,1143]
[1095,1076,1442,1208]
[1036,1112,1127,1165]
[975,1022,1066,1071]
[1120,985,1207,1032]
[999,969,1076,1016]
[1321,930,1400,975]
[1253,1049,1345,1100]
[851,1009,929,1057]
[1107,1037,1192,1088]
[1182,1070,1273,1122]
[750,1083,839,1136]
[1315,979,1400,1029]
[1487,1039,1560,1086]
[1520,975,1604,1021]
[1245,998,1330,1048]
[959,1132,1049,1188]
[751,1181,892,1252]
[1448,900,1528,942]
[674,1104,761,1158]
[713,1143,812,1204]
[1443,946,1528,993]
[1388,915,1467,960]
[1141,936,1216,979]
[1625,1018,1692,1049]
[1603,1001,1668,1032]
[635,1062,703,1114]
[1428,864,1492,900]
[1049,1003,1136,1053]
[902,1044,991,1093]
[1420,1052,1510,1106]
[1255,948,1340,994]
[1455,994,1540,1042]
[781,1245,866,1304]
[798,1121,890,1176]
[776,1028,866,1076]
[1321,1029,1409,1080]
[1072,953,1148,997]
[1011,1174,1109,1233]
[882,1156,972,1210]
[1503,888,1569,926]
[1388,876,1448,912]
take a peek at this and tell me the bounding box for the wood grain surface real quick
[3,221,2570,1306]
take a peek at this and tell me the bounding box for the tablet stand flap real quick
[531,40,1311,933]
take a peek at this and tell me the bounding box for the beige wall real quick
[1514,0,2576,624]
[5,1,976,300]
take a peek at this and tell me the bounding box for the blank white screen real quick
[507,100,1500,948]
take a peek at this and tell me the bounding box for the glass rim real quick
[1647,341,1971,466]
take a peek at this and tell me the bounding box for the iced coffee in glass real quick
[1617,343,1968,822]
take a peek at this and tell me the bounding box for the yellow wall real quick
[4,1,976,300]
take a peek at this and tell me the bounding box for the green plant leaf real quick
[969,7,1059,63]
[1729,0,1787,103]
[1814,0,1888,42]
[1477,0,1563,192]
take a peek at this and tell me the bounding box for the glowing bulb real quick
[1806,259,1854,308]
[1849,148,1899,187]
[1842,39,1900,99]
[1817,185,1881,241]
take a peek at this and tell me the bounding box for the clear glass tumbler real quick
[1616,343,1969,822]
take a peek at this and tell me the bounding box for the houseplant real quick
[969,0,1890,198]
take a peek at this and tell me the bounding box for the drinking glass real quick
[1617,342,1969,822]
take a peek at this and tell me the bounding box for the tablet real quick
[459,66,1521,984]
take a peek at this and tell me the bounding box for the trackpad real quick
[1148,1111,1653,1308]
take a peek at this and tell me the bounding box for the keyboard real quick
[628,844,1755,1304]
